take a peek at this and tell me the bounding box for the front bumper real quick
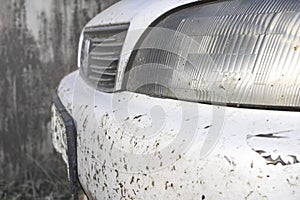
[51,93,79,200]
[52,70,300,200]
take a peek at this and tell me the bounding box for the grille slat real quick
[90,69,117,76]
[80,23,129,92]
[91,38,117,43]
[88,74,115,82]
[89,63,117,70]
[90,51,119,57]
[90,56,119,61]
[92,42,124,48]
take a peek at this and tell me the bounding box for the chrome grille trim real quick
[84,24,130,33]
[80,23,129,92]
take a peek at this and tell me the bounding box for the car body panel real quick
[53,71,300,199]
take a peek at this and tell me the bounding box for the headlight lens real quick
[79,24,129,92]
[124,0,300,109]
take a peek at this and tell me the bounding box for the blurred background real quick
[0,0,118,199]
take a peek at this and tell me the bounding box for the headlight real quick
[79,24,129,92]
[123,0,300,109]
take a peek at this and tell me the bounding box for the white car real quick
[51,0,300,199]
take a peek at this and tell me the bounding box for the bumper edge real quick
[52,93,79,200]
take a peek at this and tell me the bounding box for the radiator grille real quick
[80,24,129,92]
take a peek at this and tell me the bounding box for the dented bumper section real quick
[53,71,300,200]
[51,93,79,200]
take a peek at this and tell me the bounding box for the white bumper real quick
[53,70,300,199]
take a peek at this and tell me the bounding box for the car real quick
[51,0,300,199]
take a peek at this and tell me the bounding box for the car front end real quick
[52,0,300,199]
